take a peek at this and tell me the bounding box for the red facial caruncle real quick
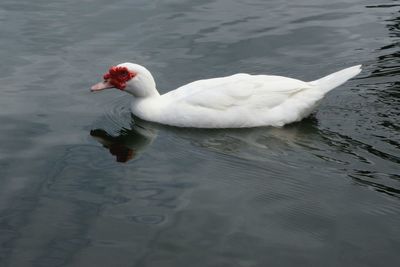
[103,66,136,90]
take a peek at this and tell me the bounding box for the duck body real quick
[92,63,362,128]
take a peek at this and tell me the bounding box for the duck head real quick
[91,63,159,97]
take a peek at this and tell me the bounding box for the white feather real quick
[100,63,362,128]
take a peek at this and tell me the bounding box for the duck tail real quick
[308,65,362,94]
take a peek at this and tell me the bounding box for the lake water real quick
[0,0,399,266]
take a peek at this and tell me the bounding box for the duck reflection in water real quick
[90,116,323,163]
[90,119,158,162]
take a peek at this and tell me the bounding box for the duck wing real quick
[168,73,312,111]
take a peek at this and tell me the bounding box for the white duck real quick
[91,63,361,128]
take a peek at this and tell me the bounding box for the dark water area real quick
[0,0,399,266]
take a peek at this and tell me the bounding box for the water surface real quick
[0,0,399,266]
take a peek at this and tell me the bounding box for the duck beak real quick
[91,81,114,92]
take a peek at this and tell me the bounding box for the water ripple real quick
[1,0,400,266]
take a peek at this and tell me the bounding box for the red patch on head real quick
[103,66,136,90]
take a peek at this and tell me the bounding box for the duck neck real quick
[126,79,161,98]
[146,86,161,98]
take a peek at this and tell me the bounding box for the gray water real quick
[0,0,399,266]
